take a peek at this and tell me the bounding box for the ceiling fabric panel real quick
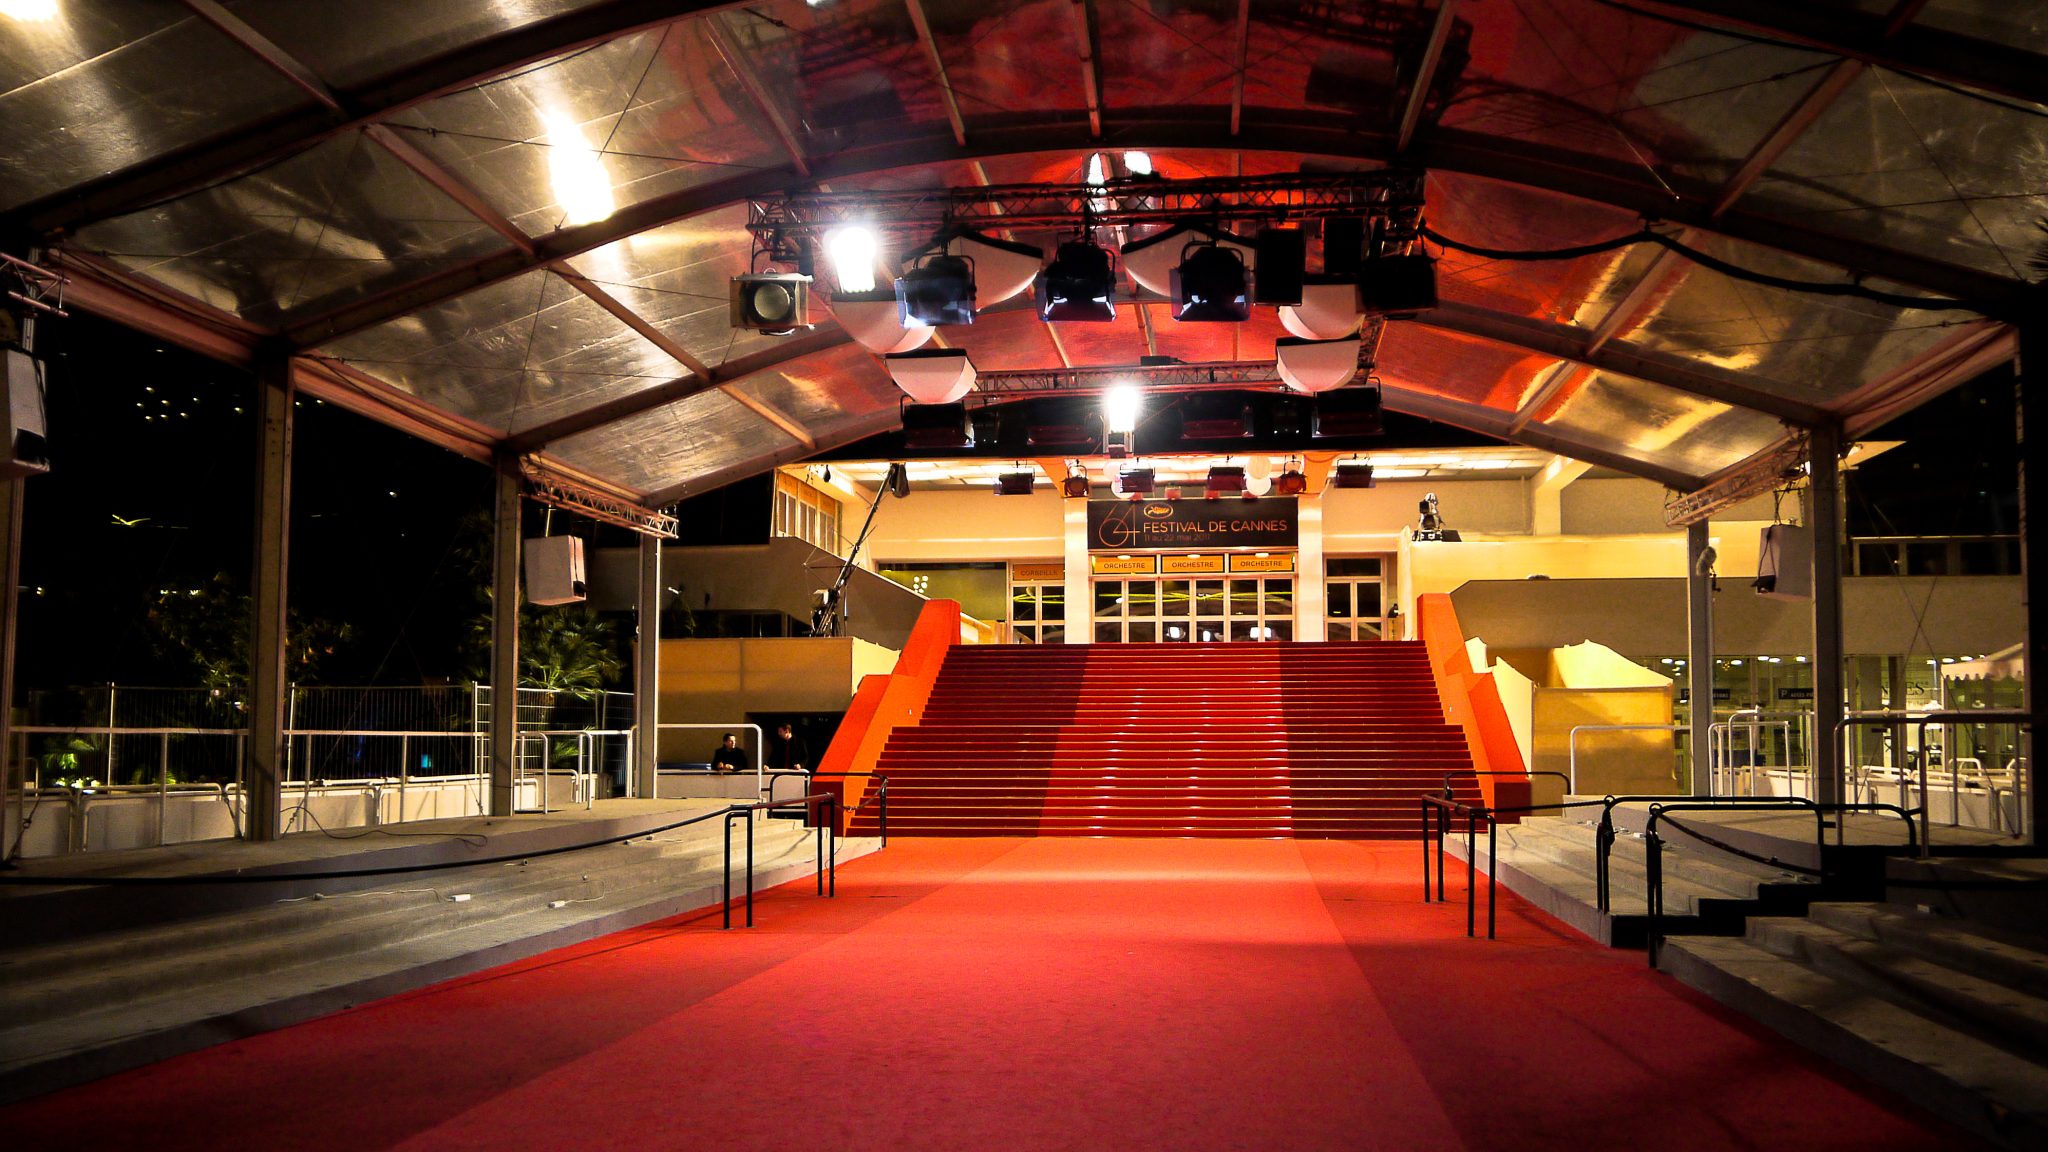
[1532,369,1788,479]
[922,0,1089,123]
[1915,0,2048,55]
[549,387,797,495]
[1614,234,1963,400]
[71,131,515,327]
[1426,170,1643,327]
[567,204,801,370]
[1378,322,1555,413]
[315,268,679,435]
[387,21,789,239]
[1743,68,2048,281]
[1095,0,1239,112]
[722,342,901,431]
[226,0,611,89]
[0,7,315,211]
[710,0,950,154]
[1439,1,1831,188]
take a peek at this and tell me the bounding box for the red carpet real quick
[1,839,1981,1150]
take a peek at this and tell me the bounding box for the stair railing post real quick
[1420,800,1431,902]
[1487,811,1497,940]
[745,807,756,928]
[1465,811,1476,938]
[722,809,734,930]
[1645,812,1664,968]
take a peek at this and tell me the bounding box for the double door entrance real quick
[1091,576,1295,643]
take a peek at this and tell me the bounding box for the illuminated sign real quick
[1088,498,1298,551]
[1090,555,1158,575]
[1229,553,1296,574]
[1011,563,1065,582]
[1160,554,1226,574]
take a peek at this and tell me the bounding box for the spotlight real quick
[993,471,1036,496]
[1122,224,1253,299]
[1104,383,1141,435]
[1332,461,1375,489]
[900,402,974,449]
[1274,468,1307,495]
[897,253,976,327]
[1359,254,1439,317]
[1116,467,1154,497]
[730,272,812,334]
[825,226,879,293]
[1037,241,1118,322]
[1275,335,1362,394]
[1205,466,1246,498]
[886,348,977,404]
[1061,471,1091,498]
[832,288,935,355]
[543,112,615,225]
[1171,242,1251,322]
[946,229,1043,310]
[1312,387,1383,437]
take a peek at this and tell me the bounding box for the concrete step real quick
[1659,932,2048,1150]
[1810,902,2048,1003]
[0,822,869,1103]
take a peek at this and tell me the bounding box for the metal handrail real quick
[656,721,767,799]
[1833,709,2033,849]
[1568,724,1682,793]
[722,793,839,929]
[1594,794,1823,913]
[765,770,891,846]
[1439,769,1570,800]
[1419,794,1615,940]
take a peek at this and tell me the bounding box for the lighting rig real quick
[521,459,679,538]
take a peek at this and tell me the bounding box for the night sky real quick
[9,311,2021,695]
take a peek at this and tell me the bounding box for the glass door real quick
[1325,556,1392,641]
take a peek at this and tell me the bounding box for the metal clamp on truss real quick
[521,459,678,539]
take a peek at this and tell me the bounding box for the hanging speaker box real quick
[525,536,587,606]
[1755,524,1813,600]
[1252,228,1306,305]
[0,349,49,478]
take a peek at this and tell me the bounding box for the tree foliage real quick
[146,573,352,693]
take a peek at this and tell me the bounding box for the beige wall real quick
[866,489,1066,563]
[655,636,895,734]
[1533,686,1678,795]
[1407,533,1686,597]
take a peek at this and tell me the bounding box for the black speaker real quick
[1323,217,1365,277]
[1313,388,1383,438]
[1,349,48,478]
[1178,394,1254,441]
[887,462,911,498]
[1359,254,1438,317]
[901,402,974,449]
[1252,228,1306,305]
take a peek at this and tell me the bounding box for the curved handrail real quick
[1440,769,1569,800]
[1594,794,1822,913]
[764,769,891,846]
[722,792,840,929]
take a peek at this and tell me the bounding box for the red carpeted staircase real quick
[849,641,1479,838]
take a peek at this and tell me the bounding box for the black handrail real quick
[1440,769,1571,800]
[765,769,891,846]
[1594,795,1824,914]
[1419,794,1616,940]
[722,793,839,929]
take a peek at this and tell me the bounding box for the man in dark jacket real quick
[768,723,809,775]
[711,733,749,775]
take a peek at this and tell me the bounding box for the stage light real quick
[1252,228,1306,305]
[1359,253,1439,317]
[1116,467,1154,497]
[1062,471,1090,498]
[1172,242,1251,322]
[1122,224,1253,300]
[994,471,1036,495]
[947,229,1043,310]
[1123,151,1154,175]
[900,402,975,449]
[885,347,977,404]
[1312,387,1383,437]
[1037,241,1118,322]
[831,288,935,355]
[1104,384,1141,435]
[1275,335,1362,394]
[1179,394,1253,441]
[825,226,879,293]
[897,253,976,327]
[1274,469,1307,495]
[0,0,56,19]
[1278,278,1362,341]
[730,272,813,334]
[542,113,614,225]
[1204,466,1246,499]
[1332,462,1375,489]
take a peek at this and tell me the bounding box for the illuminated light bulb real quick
[826,226,879,293]
[0,0,57,20]
[543,113,615,225]
[1123,151,1153,175]
[1104,383,1140,435]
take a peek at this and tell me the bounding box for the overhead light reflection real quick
[826,226,879,293]
[0,0,57,21]
[543,113,615,225]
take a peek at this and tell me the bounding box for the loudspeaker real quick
[1179,394,1254,441]
[0,349,48,478]
[1313,387,1384,437]
[1253,228,1306,305]
[525,536,587,606]
[1755,524,1813,600]
[901,402,974,449]
[1323,217,1365,277]
[1359,254,1438,317]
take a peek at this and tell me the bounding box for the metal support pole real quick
[1686,520,1714,796]
[244,357,293,842]
[2020,317,2048,844]
[0,477,20,863]
[488,460,521,817]
[1809,423,1847,808]
[634,534,660,800]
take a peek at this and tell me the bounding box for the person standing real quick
[768,723,809,776]
[711,732,749,775]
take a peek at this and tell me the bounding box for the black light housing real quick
[1179,394,1254,441]
[1358,253,1438,317]
[900,401,975,449]
[1171,242,1251,322]
[1274,469,1307,495]
[1037,241,1118,322]
[1116,467,1155,497]
[1313,388,1384,438]
[730,273,813,334]
[897,253,977,327]
[993,471,1036,496]
[1252,228,1307,305]
[1204,466,1246,498]
[1061,472,1091,498]
[1332,461,1376,489]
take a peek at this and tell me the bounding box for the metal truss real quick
[1662,431,1811,527]
[521,459,679,538]
[749,171,1427,251]
[972,318,1387,399]
[0,253,67,319]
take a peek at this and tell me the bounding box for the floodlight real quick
[543,113,615,225]
[1116,467,1154,497]
[1061,471,1090,498]
[1171,243,1251,322]
[1275,335,1362,394]
[825,226,879,293]
[1273,469,1307,495]
[1204,466,1246,498]
[832,288,935,355]
[730,273,813,334]
[1103,384,1141,435]
[994,471,1036,496]
[1123,151,1154,175]
[1037,241,1117,322]
[1332,462,1375,489]
[1277,278,1362,341]
[1122,224,1253,299]
[885,348,977,404]
[897,253,976,327]
[946,229,1043,310]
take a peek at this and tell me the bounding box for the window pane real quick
[1127,580,1158,617]
[1327,557,1381,577]
[1129,621,1157,643]
[1327,622,1356,642]
[1012,625,1035,643]
[1095,622,1122,643]
[1263,578,1293,617]
[1041,587,1065,621]
[1162,621,1190,642]
[1194,622,1225,642]
[1227,580,1258,617]
[1328,583,1351,618]
[1041,624,1065,645]
[1231,620,1259,642]
[1269,620,1292,642]
[1013,587,1037,621]
[1195,580,1224,616]
[1356,583,1382,617]
[1162,580,1190,617]
[1095,583,1124,618]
